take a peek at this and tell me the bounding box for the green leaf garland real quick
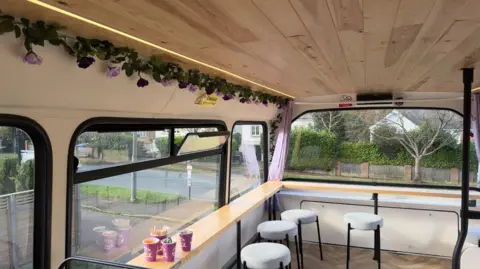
[0,11,291,108]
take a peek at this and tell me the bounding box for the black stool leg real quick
[243,261,247,269]
[346,223,351,269]
[257,232,261,243]
[286,234,291,251]
[294,235,301,269]
[298,220,304,269]
[279,261,284,269]
[377,225,381,269]
[316,216,324,261]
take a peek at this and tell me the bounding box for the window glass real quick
[230,124,266,201]
[285,109,477,187]
[76,130,170,172]
[72,126,223,262]
[0,127,35,268]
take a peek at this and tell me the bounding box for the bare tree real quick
[372,110,461,182]
[312,111,344,133]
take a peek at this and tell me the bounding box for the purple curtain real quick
[268,100,294,181]
[472,94,480,188]
[267,101,294,211]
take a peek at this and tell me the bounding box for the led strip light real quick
[27,0,295,99]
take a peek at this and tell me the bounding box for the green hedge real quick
[15,159,34,192]
[287,128,478,172]
[287,128,337,171]
[0,156,18,194]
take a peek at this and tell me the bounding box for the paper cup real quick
[161,239,177,262]
[179,230,193,252]
[150,234,167,255]
[143,238,160,262]
[102,230,117,253]
[93,226,106,246]
[112,218,130,229]
[116,226,131,248]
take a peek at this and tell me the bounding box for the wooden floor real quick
[291,243,450,269]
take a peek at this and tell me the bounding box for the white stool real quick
[344,212,384,269]
[281,209,323,269]
[467,226,480,247]
[257,221,301,269]
[241,242,291,269]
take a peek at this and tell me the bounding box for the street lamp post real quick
[130,132,137,202]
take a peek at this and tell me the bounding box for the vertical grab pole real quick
[452,68,474,269]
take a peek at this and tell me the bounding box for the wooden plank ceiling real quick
[2,0,480,98]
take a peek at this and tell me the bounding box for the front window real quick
[70,123,227,262]
[285,109,476,187]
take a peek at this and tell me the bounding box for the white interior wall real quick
[279,190,480,258]
[0,34,276,268]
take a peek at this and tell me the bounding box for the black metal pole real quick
[452,68,474,269]
[372,193,378,215]
[237,221,241,269]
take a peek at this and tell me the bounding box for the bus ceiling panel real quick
[3,0,480,98]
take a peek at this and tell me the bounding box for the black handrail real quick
[58,256,145,269]
[452,68,474,269]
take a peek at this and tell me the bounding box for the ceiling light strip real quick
[27,0,295,99]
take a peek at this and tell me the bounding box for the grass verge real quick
[80,184,181,204]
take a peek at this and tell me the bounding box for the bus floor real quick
[293,243,450,269]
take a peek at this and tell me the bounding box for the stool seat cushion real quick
[241,243,291,269]
[467,226,480,245]
[344,212,384,231]
[281,209,317,224]
[257,221,298,240]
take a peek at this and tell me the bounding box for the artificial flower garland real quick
[0,12,291,108]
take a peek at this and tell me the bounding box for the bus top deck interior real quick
[2,1,480,269]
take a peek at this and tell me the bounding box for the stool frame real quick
[345,193,382,269]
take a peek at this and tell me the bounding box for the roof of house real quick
[396,110,462,129]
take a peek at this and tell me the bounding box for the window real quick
[251,126,260,136]
[229,123,268,201]
[0,116,51,269]
[68,119,227,263]
[285,109,476,187]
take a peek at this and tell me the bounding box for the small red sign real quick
[339,103,353,108]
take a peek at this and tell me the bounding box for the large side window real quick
[68,119,227,262]
[0,116,51,269]
[229,122,268,202]
[285,109,476,187]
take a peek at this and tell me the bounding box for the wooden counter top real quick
[282,181,480,199]
[127,180,480,269]
[127,181,282,269]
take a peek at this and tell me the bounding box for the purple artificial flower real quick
[106,66,121,78]
[215,91,223,97]
[245,99,252,104]
[187,84,198,93]
[262,100,268,107]
[77,57,95,69]
[178,82,189,89]
[137,78,149,87]
[205,87,215,95]
[161,80,173,86]
[239,98,247,103]
[254,100,261,105]
[222,94,233,101]
[22,51,42,65]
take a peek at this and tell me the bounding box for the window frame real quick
[0,114,53,269]
[284,107,480,191]
[228,121,269,203]
[65,117,228,258]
